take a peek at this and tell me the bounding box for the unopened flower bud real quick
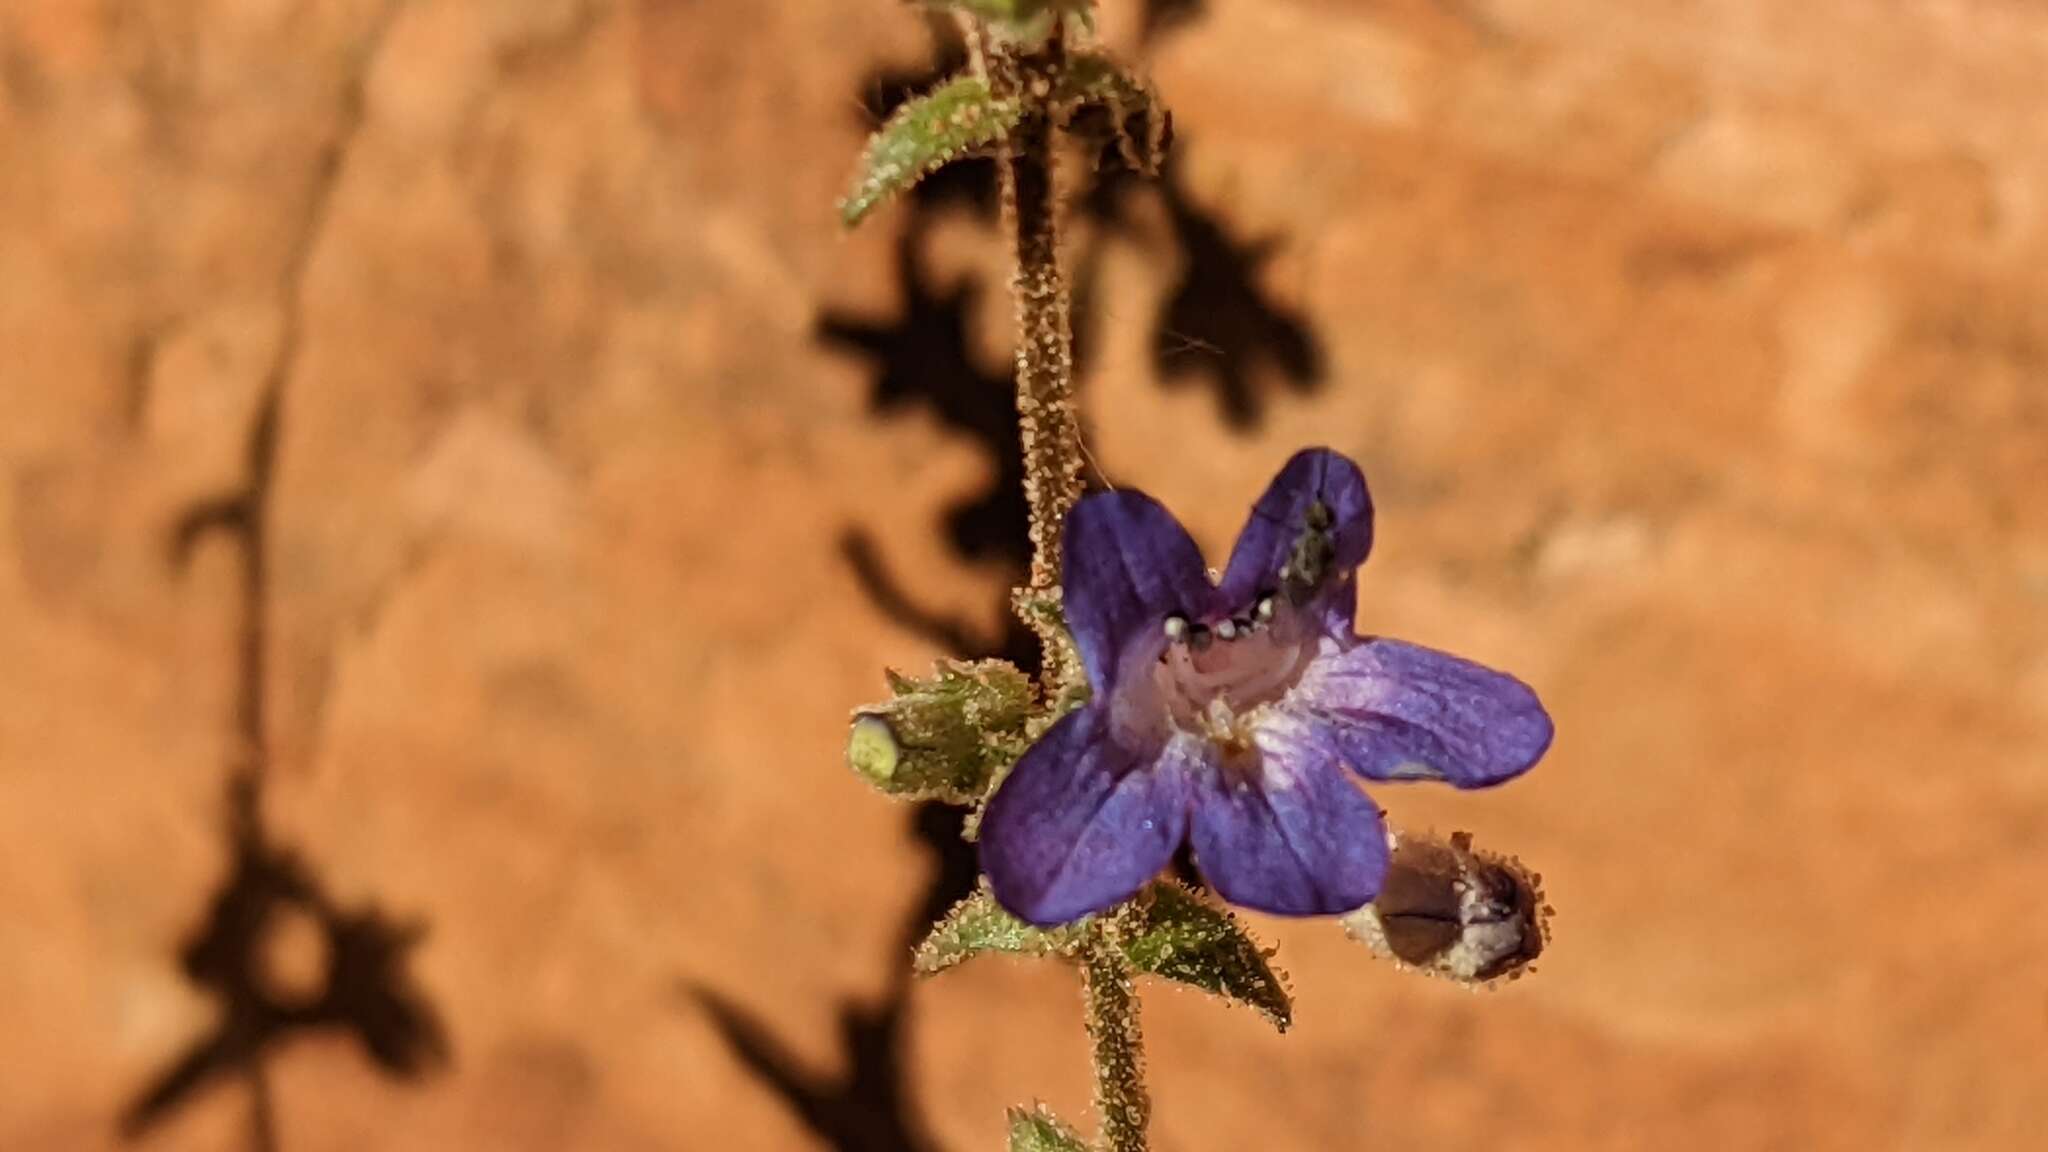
[1341,829,1550,986]
[846,659,1035,803]
[847,712,909,787]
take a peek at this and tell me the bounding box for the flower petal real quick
[1063,490,1218,694]
[979,709,1195,926]
[1219,448,1374,611]
[1188,719,1389,916]
[1296,637,1553,788]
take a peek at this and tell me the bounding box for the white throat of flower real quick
[1149,594,1318,753]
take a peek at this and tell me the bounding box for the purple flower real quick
[980,449,1553,926]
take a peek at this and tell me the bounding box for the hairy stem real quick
[986,25,1084,613]
[1081,920,1151,1152]
[981,20,1151,1150]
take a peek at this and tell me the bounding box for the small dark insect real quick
[1278,499,1336,605]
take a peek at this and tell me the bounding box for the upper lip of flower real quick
[978,447,1555,927]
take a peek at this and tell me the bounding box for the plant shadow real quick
[127,382,446,1152]
[121,778,450,1148]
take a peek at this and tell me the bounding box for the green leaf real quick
[914,884,1072,975]
[1006,1104,1089,1152]
[927,1,1094,41]
[935,0,1085,19]
[840,75,1021,228]
[1122,882,1292,1030]
[1059,51,1169,175]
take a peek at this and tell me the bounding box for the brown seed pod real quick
[1341,829,1551,987]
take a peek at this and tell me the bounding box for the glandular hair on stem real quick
[1081,924,1151,1152]
[986,25,1085,602]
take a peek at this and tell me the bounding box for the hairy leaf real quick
[840,76,1021,228]
[1122,882,1292,1030]
[1007,1104,1089,1152]
[915,884,1073,975]
[928,1,1095,40]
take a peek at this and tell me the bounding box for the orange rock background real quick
[3,1,2045,1150]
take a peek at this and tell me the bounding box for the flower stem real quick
[1081,919,1151,1152]
[985,23,1084,619]
[980,19,1152,1150]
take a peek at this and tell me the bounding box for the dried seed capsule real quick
[1341,829,1550,986]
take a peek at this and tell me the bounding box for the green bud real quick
[1122,882,1292,1031]
[846,659,1035,802]
[846,713,906,786]
[1007,1104,1089,1152]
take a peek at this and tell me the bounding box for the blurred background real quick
[3,0,2046,1149]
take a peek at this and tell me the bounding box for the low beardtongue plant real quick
[840,4,1556,1148]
